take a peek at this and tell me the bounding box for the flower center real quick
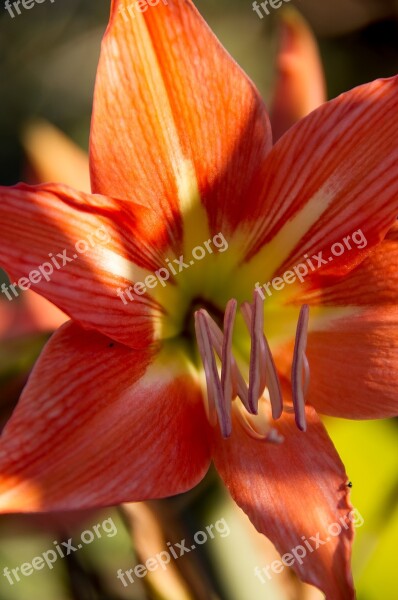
[194,290,310,442]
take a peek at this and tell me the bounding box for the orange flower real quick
[0,2,397,598]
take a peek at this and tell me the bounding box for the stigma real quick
[194,292,310,442]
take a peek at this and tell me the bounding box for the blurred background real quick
[0,1,398,599]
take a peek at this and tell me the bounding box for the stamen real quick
[247,294,266,413]
[291,305,310,432]
[263,338,283,420]
[221,299,237,406]
[205,315,252,413]
[240,294,266,414]
[303,354,310,397]
[241,300,283,420]
[194,310,232,437]
[194,311,217,427]
[193,295,310,440]
[240,301,252,328]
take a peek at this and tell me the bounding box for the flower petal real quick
[275,238,398,419]
[306,307,398,419]
[302,234,398,309]
[90,0,272,243]
[0,322,211,513]
[238,76,398,291]
[0,183,175,348]
[213,406,355,600]
[270,8,327,141]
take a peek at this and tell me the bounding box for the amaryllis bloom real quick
[0,1,397,597]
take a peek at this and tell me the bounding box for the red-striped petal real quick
[0,322,211,512]
[277,237,398,419]
[213,405,355,599]
[90,0,272,244]
[236,76,398,294]
[0,183,174,349]
[307,307,398,419]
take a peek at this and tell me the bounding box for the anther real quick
[248,292,266,413]
[194,311,222,430]
[241,298,283,420]
[291,304,310,432]
[204,315,251,413]
[194,295,310,440]
[195,310,232,437]
[303,354,310,397]
[221,299,237,406]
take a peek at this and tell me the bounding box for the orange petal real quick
[213,406,355,599]
[306,307,398,419]
[302,234,398,308]
[238,76,398,289]
[293,237,398,419]
[0,183,172,349]
[90,0,272,241]
[0,322,211,513]
[270,8,327,141]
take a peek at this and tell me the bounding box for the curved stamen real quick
[194,311,218,427]
[240,301,252,326]
[303,353,310,397]
[195,310,232,437]
[291,304,310,432]
[263,337,283,420]
[248,292,264,413]
[241,299,266,413]
[204,315,251,413]
[194,295,310,440]
[221,299,237,406]
[241,300,283,420]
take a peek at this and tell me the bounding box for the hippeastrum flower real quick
[0,1,397,597]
